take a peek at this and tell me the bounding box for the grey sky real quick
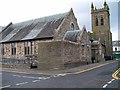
[0,0,119,41]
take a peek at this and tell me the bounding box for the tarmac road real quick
[1,60,120,89]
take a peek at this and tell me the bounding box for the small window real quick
[95,16,98,26]
[11,43,16,55]
[100,15,104,25]
[1,44,4,55]
[70,23,74,30]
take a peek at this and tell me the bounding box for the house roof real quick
[63,30,82,42]
[0,12,68,43]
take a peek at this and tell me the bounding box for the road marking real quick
[108,79,115,84]
[108,81,112,84]
[111,79,115,81]
[63,61,115,75]
[53,74,66,78]
[103,84,108,88]
[0,85,11,88]
[112,68,120,80]
[57,74,66,77]
[13,75,21,77]
[13,74,49,79]
[43,77,51,80]
[53,75,57,77]
[32,80,40,82]
[22,76,39,79]
[16,82,28,86]
[102,79,115,88]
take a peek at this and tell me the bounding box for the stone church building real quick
[0,1,112,69]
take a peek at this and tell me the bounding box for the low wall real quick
[37,40,91,70]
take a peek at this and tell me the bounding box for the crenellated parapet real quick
[91,1,109,14]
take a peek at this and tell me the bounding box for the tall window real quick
[24,42,31,55]
[11,43,16,55]
[95,16,98,26]
[100,15,104,25]
[70,23,74,30]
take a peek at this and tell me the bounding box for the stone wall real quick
[37,40,91,70]
[1,40,41,59]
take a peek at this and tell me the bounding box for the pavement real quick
[1,60,119,76]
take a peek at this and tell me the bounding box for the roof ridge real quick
[13,12,68,26]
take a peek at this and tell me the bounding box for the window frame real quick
[11,43,16,55]
[24,41,31,55]
[100,15,104,25]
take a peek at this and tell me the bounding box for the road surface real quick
[1,60,120,89]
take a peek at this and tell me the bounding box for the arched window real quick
[95,16,98,26]
[101,15,104,25]
[70,23,74,30]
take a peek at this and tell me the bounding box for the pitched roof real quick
[0,12,68,43]
[63,30,82,42]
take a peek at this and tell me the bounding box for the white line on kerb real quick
[103,84,108,88]
[16,82,28,86]
[0,85,11,88]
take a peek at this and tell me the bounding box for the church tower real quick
[91,1,112,59]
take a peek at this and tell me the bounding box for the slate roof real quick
[0,12,68,43]
[63,30,82,42]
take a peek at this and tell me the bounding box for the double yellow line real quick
[62,61,115,75]
[112,68,120,80]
